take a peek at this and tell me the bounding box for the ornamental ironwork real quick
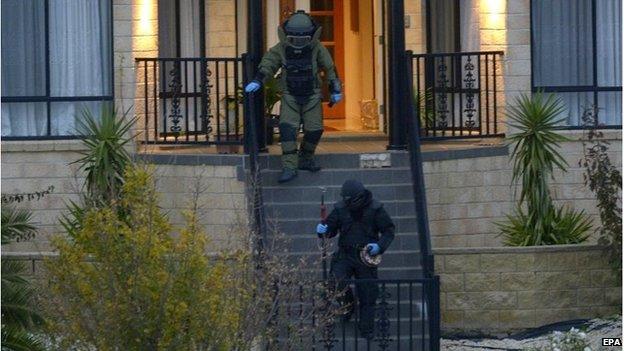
[463,56,477,128]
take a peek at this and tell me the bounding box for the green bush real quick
[498,93,592,246]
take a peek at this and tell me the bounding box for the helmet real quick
[341,179,370,211]
[282,11,318,48]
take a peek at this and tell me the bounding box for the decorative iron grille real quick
[135,57,244,145]
[410,51,505,140]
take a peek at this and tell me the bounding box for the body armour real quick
[284,45,315,102]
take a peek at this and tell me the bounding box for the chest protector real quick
[336,201,382,249]
[284,45,315,100]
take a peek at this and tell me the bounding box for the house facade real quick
[1,0,622,339]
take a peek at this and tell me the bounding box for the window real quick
[1,0,113,139]
[531,0,622,127]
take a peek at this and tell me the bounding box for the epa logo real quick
[602,338,622,346]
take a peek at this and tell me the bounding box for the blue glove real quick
[316,223,328,236]
[245,81,261,93]
[330,93,342,104]
[366,243,380,256]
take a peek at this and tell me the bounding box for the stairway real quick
[256,150,431,350]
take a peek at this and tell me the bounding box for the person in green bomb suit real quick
[245,10,343,183]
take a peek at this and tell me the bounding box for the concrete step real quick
[263,183,415,203]
[257,151,411,170]
[284,233,422,252]
[271,217,419,236]
[260,167,413,187]
[265,200,416,220]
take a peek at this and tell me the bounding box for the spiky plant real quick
[73,105,136,205]
[499,93,592,245]
[1,207,45,351]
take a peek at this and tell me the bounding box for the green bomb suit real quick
[254,28,341,171]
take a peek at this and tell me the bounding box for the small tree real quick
[579,106,622,274]
[498,93,592,245]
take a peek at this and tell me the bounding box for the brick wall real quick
[435,245,621,335]
[423,131,621,248]
[1,143,246,252]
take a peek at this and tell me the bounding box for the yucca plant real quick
[73,105,136,205]
[498,93,592,246]
[1,207,45,351]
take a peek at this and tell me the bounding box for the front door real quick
[309,0,345,120]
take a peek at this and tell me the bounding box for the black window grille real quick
[530,0,622,128]
[1,0,114,140]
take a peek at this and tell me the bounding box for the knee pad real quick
[303,129,323,144]
[279,123,298,143]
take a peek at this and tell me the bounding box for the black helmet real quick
[283,11,317,48]
[341,180,370,211]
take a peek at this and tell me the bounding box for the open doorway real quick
[277,0,379,133]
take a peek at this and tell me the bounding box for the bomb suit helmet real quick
[280,10,322,49]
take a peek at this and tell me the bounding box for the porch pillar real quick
[247,0,267,151]
[386,0,408,150]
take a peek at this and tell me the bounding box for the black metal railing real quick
[409,50,505,140]
[269,278,440,351]
[135,57,244,145]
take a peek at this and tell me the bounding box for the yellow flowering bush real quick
[44,167,252,350]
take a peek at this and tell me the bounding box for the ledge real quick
[433,244,605,255]
[1,139,89,153]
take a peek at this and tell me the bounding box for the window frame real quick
[530,0,622,129]
[1,0,115,140]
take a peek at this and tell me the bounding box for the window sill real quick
[556,129,622,141]
[1,139,89,153]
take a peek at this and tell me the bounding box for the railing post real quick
[386,0,408,150]
[247,0,267,152]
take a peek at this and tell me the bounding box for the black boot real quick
[298,151,321,172]
[278,168,298,183]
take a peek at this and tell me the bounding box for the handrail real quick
[242,54,268,256]
[405,49,440,351]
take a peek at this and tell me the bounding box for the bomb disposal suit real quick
[245,11,342,183]
[316,180,395,339]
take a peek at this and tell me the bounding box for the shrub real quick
[579,106,622,274]
[498,93,592,246]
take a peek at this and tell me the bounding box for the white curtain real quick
[1,0,47,137]
[1,0,111,137]
[49,0,111,135]
[533,0,622,126]
[596,0,622,125]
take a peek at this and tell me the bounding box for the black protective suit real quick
[323,184,395,338]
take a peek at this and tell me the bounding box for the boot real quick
[298,151,321,172]
[278,168,298,183]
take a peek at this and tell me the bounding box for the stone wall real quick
[423,131,622,248]
[1,142,246,252]
[435,245,621,336]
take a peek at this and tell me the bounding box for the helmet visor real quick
[287,35,312,48]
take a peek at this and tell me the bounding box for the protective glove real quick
[366,243,380,256]
[330,93,342,105]
[316,223,328,237]
[245,80,261,93]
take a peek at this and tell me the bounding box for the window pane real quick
[311,15,334,42]
[310,0,333,11]
[50,101,105,136]
[549,92,593,126]
[49,0,112,97]
[1,103,47,137]
[1,0,46,96]
[532,0,593,86]
[597,0,622,87]
[598,92,622,126]
[430,0,457,53]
